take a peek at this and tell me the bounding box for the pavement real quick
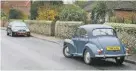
[1,28,136,70]
[125,54,136,65]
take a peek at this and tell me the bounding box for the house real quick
[1,1,31,17]
[82,1,136,23]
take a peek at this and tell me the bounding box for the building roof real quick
[83,1,136,12]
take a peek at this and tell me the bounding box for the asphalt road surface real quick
[1,29,136,70]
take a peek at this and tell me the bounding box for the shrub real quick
[36,6,57,20]
[110,16,117,22]
[8,9,23,19]
[59,5,87,23]
[124,19,132,24]
[1,11,6,17]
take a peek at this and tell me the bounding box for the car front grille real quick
[19,30,26,32]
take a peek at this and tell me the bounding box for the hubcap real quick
[84,52,91,64]
[64,47,70,56]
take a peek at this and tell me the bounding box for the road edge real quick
[31,33,62,45]
[124,59,136,65]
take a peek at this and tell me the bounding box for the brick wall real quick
[1,1,30,16]
[115,10,136,20]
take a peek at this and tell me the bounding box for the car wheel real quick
[27,33,30,37]
[63,45,72,58]
[10,31,15,37]
[7,32,9,36]
[115,57,124,65]
[84,50,93,65]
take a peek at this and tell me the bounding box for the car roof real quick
[79,24,113,32]
[9,21,27,26]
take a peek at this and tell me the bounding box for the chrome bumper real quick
[95,54,128,58]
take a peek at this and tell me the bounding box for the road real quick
[1,29,136,70]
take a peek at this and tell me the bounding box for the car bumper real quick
[14,32,30,35]
[95,54,128,58]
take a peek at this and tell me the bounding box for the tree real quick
[30,1,38,20]
[36,7,57,20]
[30,1,63,20]
[74,1,88,8]
[8,9,23,19]
[36,1,63,20]
[59,5,87,23]
[91,2,108,24]
[1,11,6,17]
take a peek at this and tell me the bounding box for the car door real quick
[72,28,80,53]
[77,28,88,53]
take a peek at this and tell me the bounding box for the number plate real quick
[20,31,25,33]
[106,46,120,51]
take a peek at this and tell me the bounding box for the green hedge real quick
[104,22,136,54]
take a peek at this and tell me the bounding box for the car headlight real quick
[26,29,30,32]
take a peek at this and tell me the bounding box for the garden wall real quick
[24,20,52,36]
[55,21,83,38]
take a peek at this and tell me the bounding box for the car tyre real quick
[84,50,93,65]
[7,32,9,36]
[10,31,15,37]
[27,33,31,37]
[115,57,124,65]
[63,45,73,58]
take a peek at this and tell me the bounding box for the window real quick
[79,28,88,38]
[74,28,88,38]
[93,29,114,36]
[74,28,80,37]
[80,28,87,36]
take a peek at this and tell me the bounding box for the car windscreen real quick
[92,28,115,36]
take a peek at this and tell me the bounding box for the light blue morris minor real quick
[63,24,128,65]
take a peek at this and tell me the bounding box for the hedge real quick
[104,22,136,54]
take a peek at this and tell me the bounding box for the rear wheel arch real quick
[83,47,88,56]
[83,45,96,57]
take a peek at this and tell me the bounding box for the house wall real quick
[115,10,136,20]
[1,1,30,17]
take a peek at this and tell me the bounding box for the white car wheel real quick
[65,46,70,56]
[84,50,92,64]
[63,46,72,58]
[10,31,12,36]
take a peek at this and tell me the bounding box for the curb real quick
[0,27,6,30]
[31,34,62,45]
[124,59,136,65]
